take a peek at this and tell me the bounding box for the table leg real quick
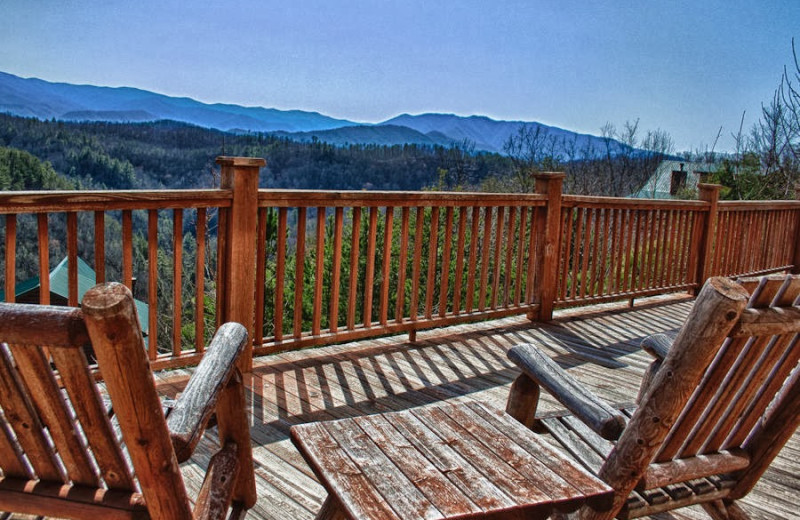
[315,495,348,520]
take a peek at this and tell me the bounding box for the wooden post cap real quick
[704,276,750,309]
[215,157,266,167]
[81,282,136,318]
[532,172,566,180]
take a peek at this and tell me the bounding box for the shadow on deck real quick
[154,295,797,520]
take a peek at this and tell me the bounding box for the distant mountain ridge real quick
[0,70,621,156]
[0,70,355,132]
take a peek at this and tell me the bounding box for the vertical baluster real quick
[642,209,655,291]
[122,210,133,289]
[172,209,183,357]
[479,207,492,311]
[195,208,207,352]
[466,206,480,312]
[579,208,592,299]
[630,210,642,293]
[329,207,344,332]
[347,207,362,330]
[253,208,268,347]
[94,211,105,283]
[571,207,584,300]
[293,207,307,338]
[4,214,16,302]
[215,206,227,329]
[380,207,394,326]
[490,206,504,309]
[409,207,424,324]
[274,207,287,341]
[711,210,726,277]
[671,210,684,286]
[363,207,378,328]
[503,207,515,307]
[514,207,528,305]
[609,208,625,294]
[148,209,158,360]
[67,212,78,306]
[453,206,468,314]
[395,207,410,323]
[525,204,538,304]
[37,214,50,304]
[312,207,326,336]
[254,207,267,347]
[438,207,453,317]
[653,208,664,288]
[593,208,608,296]
[424,207,440,319]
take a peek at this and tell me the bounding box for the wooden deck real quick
[153,295,799,520]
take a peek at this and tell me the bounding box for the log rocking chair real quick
[506,275,800,519]
[0,282,255,520]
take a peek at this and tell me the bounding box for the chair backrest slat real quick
[0,342,67,482]
[49,346,137,490]
[641,274,800,478]
[0,301,140,502]
[654,336,750,461]
[723,334,800,449]
[11,344,101,487]
[0,404,34,479]
[654,275,800,462]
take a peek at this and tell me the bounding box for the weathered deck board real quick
[16,294,792,520]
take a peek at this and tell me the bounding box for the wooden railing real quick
[0,189,232,371]
[253,190,548,354]
[2,157,799,372]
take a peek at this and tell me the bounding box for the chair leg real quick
[506,373,541,430]
[701,499,751,520]
[315,496,348,520]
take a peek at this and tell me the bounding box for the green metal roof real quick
[1,257,149,334]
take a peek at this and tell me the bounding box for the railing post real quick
[690,183,721,293]
[793,185,800,274]
[217,156,265,372]
[532,172,565,321]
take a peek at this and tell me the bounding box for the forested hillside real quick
[0,113,671,197]
[0,114,515,191]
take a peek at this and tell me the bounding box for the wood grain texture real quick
[167,322,248,462]
[82,282,193,519]
[587,277,749,520]
[507,343,625,440]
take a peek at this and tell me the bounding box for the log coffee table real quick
[291,401,613,520]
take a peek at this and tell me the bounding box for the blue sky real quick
[1,1,798,151]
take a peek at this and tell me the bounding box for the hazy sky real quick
[1,1,798,151]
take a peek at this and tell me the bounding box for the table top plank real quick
[355,413,483,518]
[290,421,403,520]
[292,403,614,520]
[465,402,612,499]
[323,418,443,520]
[410,405,552,508]
[388,409,518,513]
[441,403,585,505]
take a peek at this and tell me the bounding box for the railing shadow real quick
[234,297,693,440]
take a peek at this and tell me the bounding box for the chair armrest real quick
[507,343,626,440]
[641,333,673,361]
[167,322,248,462]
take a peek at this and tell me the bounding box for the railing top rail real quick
[258,189,548,208]
[563,195,709,210]
[719,200,800,211]
[0,189,232,214]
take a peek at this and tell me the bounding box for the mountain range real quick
[0,70,619,155]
